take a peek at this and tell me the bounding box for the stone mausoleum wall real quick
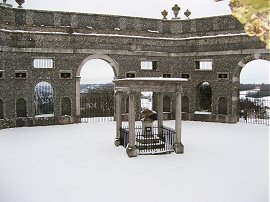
[0,5,269,129]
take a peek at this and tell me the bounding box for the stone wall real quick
[0,5,269,129]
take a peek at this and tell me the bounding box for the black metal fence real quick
[120,125,176,154]
[239,95,270,126]
[80,92,114,123]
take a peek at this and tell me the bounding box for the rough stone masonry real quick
[0,5,269,129]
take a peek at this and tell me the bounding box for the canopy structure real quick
[113,77,188,157]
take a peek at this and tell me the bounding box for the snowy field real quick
[0,121,268,202]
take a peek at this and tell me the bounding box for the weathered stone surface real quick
[0,5,269,129]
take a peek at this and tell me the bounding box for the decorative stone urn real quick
[15,0,24,8]
[184,9,191,19]
[172,4,180,18]
[161,9,168,19]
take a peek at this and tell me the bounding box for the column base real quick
[174,142,184,154]
[126,144,138,157]
[114,138,120,147]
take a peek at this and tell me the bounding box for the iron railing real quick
[80,92,114,123]
[239,95,270,126]
[120,125,176,154]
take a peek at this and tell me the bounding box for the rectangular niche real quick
[60,71,72,79]
[181,73,190,79]
[33,58,54,69]
[126,72,136,78]
[218,73,229,79]
[15,71,27,79]
[163,73,172,78]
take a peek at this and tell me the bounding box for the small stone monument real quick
[140,109,156,137]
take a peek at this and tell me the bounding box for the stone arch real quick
[34,81,54,115]
[16,98,27,117]
[75,54,119,117]
[197,82,212,111]
[234,53,270,80]
[218,97,227,115]
[163,96,171,112]
[61,97,71,116]
[76,54,119,78]
[182,96,189,113]
[0,99,3,119]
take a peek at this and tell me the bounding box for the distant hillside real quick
[241,84,270,98]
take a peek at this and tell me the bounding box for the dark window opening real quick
[61,97,71,116]
[60,72,71,79]
[182,96,189,113]
[218,97,227,115]
[181,74,190,79]
[126,72,136,78]
[15,72,27,78]
[163,74,171,78]
[198,82,212,111]
[163,96,171,112]
[16,98,27,117]
[0,99,4,119]
[218,74,228,79]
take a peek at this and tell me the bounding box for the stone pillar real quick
[114,91,122,146]
[157,92,164,130]
[74,76,81,123]
[126,91,138,157]
[174,92,184,154]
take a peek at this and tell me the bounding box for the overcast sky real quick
[7,0,269,84]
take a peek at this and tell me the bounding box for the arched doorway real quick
[197,82,212,112]
[239,59,270,124]
[76,55,118,122]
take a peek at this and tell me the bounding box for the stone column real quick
[157,92,164,131]
[174,91,184,154]
[126,91,138,157]
[114,91,122,146]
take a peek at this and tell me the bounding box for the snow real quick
[0,121,268,202]
[114,77,188,82]
[0,28,249,42]
[148,29,159,33]
[34,114,55,118]
[194,111,212,115]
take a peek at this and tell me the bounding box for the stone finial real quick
[184,9,191,19]
[15,0,24,8]
[172,4,180,18]
[161,9,168,19]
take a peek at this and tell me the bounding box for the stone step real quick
[136,143,166,150]
[136,138,161,144]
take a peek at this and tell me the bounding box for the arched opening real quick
[163,96,171,112]
[125,96,129,113]
[198,82,212,111]
[78,56,116,122]
[218,97,227,115]
[239,59,270,123]
[34,82,54,116]
[0,99,3,119]
[61,97,71,116]
[182,96,189,113]
[16,98,27,117]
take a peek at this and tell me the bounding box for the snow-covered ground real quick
[0,121,268,202]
